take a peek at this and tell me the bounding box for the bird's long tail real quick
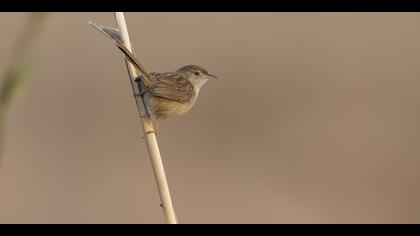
[89,21,161,132]
[88,21,159,87]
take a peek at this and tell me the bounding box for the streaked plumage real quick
[89,22,218,131]
[136,65,215,119]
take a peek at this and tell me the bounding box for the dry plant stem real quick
[114,12,178,224]
[0,13,49,159]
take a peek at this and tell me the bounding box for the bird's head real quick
[177,65,218,90]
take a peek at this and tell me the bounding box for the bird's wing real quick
[149,72,194,104]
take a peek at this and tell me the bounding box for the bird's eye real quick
[194,71,200,76]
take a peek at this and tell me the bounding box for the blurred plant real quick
[0,13,49,160]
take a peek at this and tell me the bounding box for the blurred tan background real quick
[0,13,420,224]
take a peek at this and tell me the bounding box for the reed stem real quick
[113,12,178,224]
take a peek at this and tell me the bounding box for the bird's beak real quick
[207,74,218,80]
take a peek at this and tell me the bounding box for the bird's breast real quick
[146,95,196,119]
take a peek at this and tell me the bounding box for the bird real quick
[89,22,218,133]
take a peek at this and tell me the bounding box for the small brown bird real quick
[89,22,218,132]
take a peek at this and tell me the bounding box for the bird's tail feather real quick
[89,21,158,87]
[88,21,122,41]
